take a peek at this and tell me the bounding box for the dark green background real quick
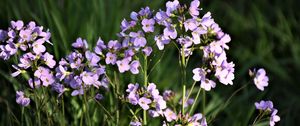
[0,0,299,125]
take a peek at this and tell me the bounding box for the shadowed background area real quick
[0,0,299,125]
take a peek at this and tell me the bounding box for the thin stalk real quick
[34,90,41,126]
[180,46,187,115]
[21,107,24,126]
[202,90,206,116]
[186,81,197,102]
[252,110,267,125]
[143,55,148,125]
[62,96,65,126]
[83,89,91,126]
[189,88,202,114]
[114,71,120,125]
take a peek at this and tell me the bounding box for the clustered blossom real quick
[161,109,207,126]
[0,21,57,104]
[126,83,167,114]
[55,37,108,96]
[16,91,30,106]
[255,100,280,126]
[250,68,269,91]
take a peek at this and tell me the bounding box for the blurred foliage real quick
[0,0,299,125]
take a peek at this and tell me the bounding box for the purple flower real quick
[126,83,139,92]
[138,7,151,17]
[32,39,46,54]
[149,110,160,117]
[28,77,41,89]
[81,71,101,88]
[0,30,7,41]
[94,37,107,55]
[130,121,142,126]
[189,0,200,17]
[11,20,24,30]
[192,68,206,82]
[155,35,170,50]
[184,19,199,31]
[270,109,280,126]
[130,60,140,74]
[164,108,177,122]
[18,55,32,69]
[215,61,235,85]
[107,40,121,50]
[130,11,139,21]
[166,0,180,16]
[163,90,174,101]
[19,29,32,42]
[201,79,216,91]
[116,58,131,73]
[129,31,147,48]
[40,73,55,87]
[72,38,88,49]
[154,96,167,110]
[163,26,177,39]
[43,52,56,68]
[138,97,152,110]
[253,68,269,91]
[11,65,24,77]
[147,83,160,98]
[255,100,273,111]
[105,52,117,65]
[85,51,100,66]
[142,18,155,32]
[52,83,65,96]
[71,88,84,96]
[128,93,139,105]
[56,65,69,81]
[95,93,104,101]
[16,91,30,106]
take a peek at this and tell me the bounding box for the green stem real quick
[83,89,91,126]
[143,55,148,125]
[114,71,120,125]
[202,90,206,116]
[189,88,202,114]
[62,96,65,126]
[180,46,187,115]
[21,107,24,126]
[34,90,41,126]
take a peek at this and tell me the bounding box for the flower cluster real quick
[0,20,55,106]
[55,38,108,96]
[126,83,167,113]
[162,109,207,126]
[255,100,280,126]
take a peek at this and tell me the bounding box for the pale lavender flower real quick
[94,37,107,55]
[163,90,174,101]
[215,61,235,85]
[107,40,121,50]
[116,58,131,73]
[11,20,24,30]
[142,18,155,32]
[130,60,140,74]
[130,11,139,21]
[154,96,167,110]
[142,46,152,56]
[155,35,170,50]
[147,83,160,99]
[138,97,152,110]
[192,68,206,82]
[126,83,139,93]
[11,65,24,77]
[105,52,117,65]
[81,71,101,88]
[138,7,151,16]
[52,83,65,96]
[130,121,142,126]
[16,91,30,106]
[201,79,216,91]
[164,108,177,122]
[154,10,169,25]
[85,51,100,66]
[72,38,88,49]
[128,93,139,105]
[163,26,177,39]
[270,109,280,126]
[184,19,199,31]
[0,30,7,41]
[255,100,273,111]
[71,88,84,96]
[40,72,55,87]
[19,29,32,42]
[129,31,147,47]
[43,52,56,68]
[189,0,200,17]
[149,110,160,117]
[166,0,180,16]
[253,68,269,91]
[28,77,41,89]
[32,39,46,54]
[95,93,104,101]
[18,55,31,69]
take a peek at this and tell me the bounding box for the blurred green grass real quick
[0,0,299,125]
